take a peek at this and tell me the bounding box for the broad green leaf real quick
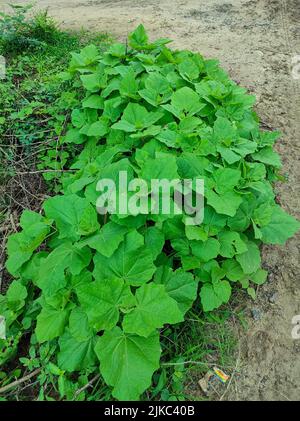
[78,204,100,235]
[66,176,95,195]
[58,329,97,372]
[70,269,93,289]
[195,260,220,283]
[163,87,203,117]
[227,196,255,231]
[6,211,50,276]
[203,206,227,232]
[196,79,230,100]
[211,265,226,283]
[38,242,92,295]
[156,126,181,148]
[178,116,202,133]
[123,283,183,337]
[86,118,109,138]
[19,210,50,229]
[112,103,163,132]
[185,225,208,241]
[162,215,185,240]
[82,95,104,109]
[213,168,241,194]
[171,238,190,256]
[20,251,47,284]
[200,280,231,312]
[206,189,242,217]
[253,202,274,226]
[64,128,86,144]
[253,202,273,227]
[139,73,172,106]
[43,194,99,241]
[181,255,201,271]
[178,58,199,81]
[213,116,236,145]
[98,157,134,187]
[95,326,161,400]
[128,25,171,51]
[144,227,165,259]
[218,231,247,258]
[191,238,220,262]
[158,270,198,314]
[222,259,244,282]
[36,304,70,343]
[79,221,128,257]
[128,24,149,49]
[103,97,123,122]
[107,43,126,58]
[5,233,36,276]
[250,268,268,285]
[119,68,138,98]
[177,153,208,178]
[69,308,93,341]
[252,146,281,168]
[260,206,300,244]
[71,109,85,128]
[71,44,100,67]
[233,139,257,157]
[140,153,179,182]
[259,130,281,146]
[217,145,241,164]
[130,125,161,139]
[246,162,266,181]
[236,241,261,274]
[93,232,156,286]
[6,281,27,311]
[80,72,107,92]
[76,278,134,331]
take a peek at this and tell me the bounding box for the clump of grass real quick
[25,9,60,45]
[0,4,58,55]
[152,309,240,400]
[0,3,111,56]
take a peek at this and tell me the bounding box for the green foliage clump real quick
[1,25,300,400]
[0,4,61,55]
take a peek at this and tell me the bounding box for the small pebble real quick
[251,308,262,321]
[268,292,278,303]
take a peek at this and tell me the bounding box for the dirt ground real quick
[1,0,299,401]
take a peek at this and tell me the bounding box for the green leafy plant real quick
[0,4,61,55]
[1,25,300,400]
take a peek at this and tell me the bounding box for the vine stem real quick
[73,374,100,399]
[0,368,41,394]
[15,169,76,175]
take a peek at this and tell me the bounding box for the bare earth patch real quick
[1,0,299,401]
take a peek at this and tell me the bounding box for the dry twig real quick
[0,369,41,395]
[73,374,100,399]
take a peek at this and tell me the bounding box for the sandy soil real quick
[1,0,299,401]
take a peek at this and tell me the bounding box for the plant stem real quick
[0,368,41,394]
[73,374,100,399]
